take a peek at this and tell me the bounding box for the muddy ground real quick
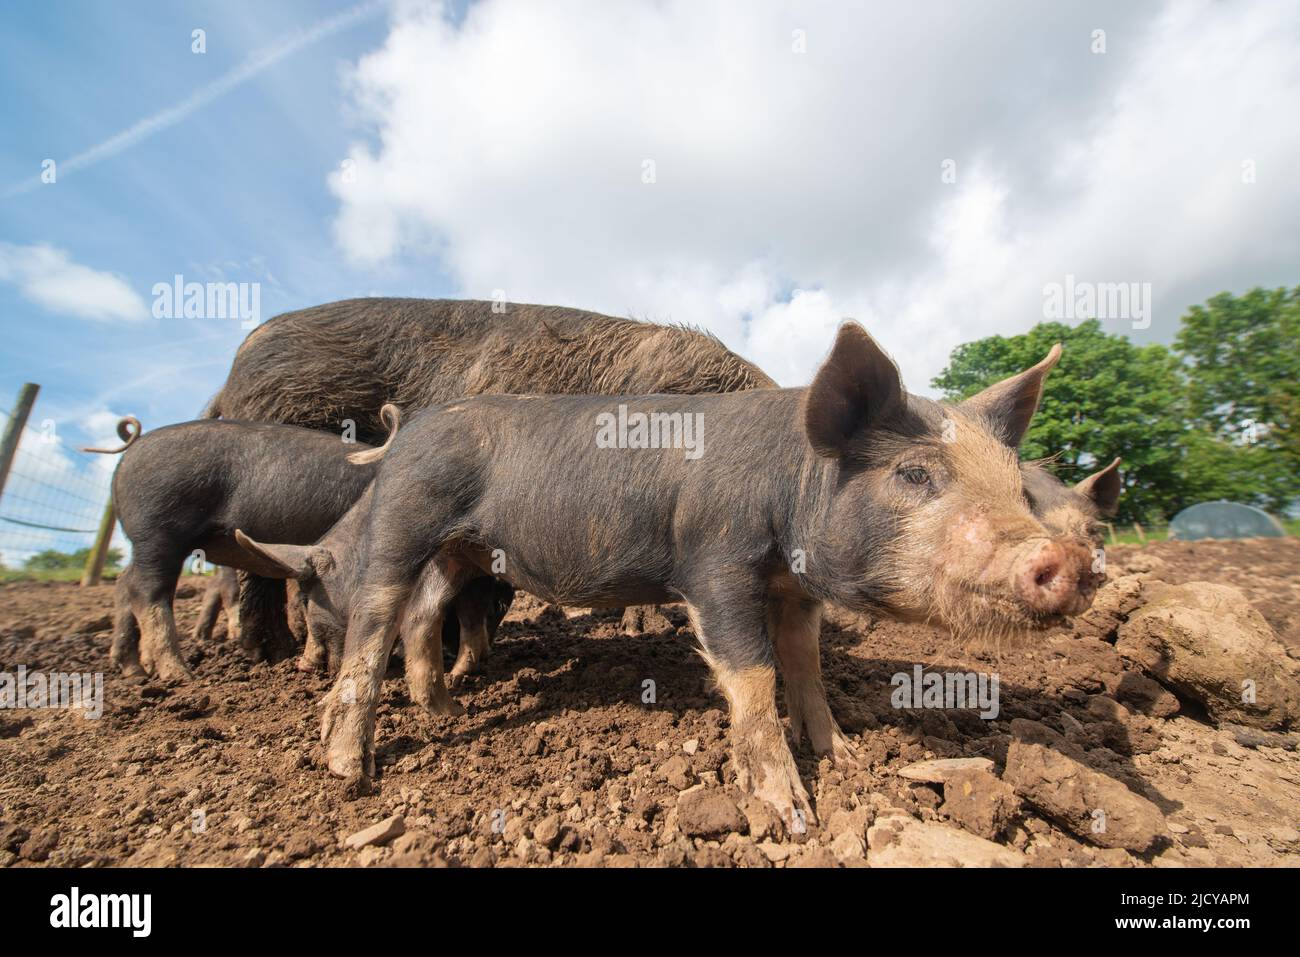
[1,538,1298,868]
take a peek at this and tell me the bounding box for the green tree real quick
[932,320,1186,524]
[1173,287,1299,513]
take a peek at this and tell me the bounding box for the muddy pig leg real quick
[109,567,146,678]
[236,572,296,664]
[683,571,813,828]
[447,577,497,686]
[769,598,857,766]
[191,570,227,643]
[125,551,194,682]
[298,627,330,673]
[619,604,672,635]
[217,565,241,641]
[286,578,307,644]
[321,562,430,782]
[401,563,469,716]
[291,580,332,673]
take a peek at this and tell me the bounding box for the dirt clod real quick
[1004,740,1165,852]
[676,789,747,839]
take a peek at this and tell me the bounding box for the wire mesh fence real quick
[0,396,123,577]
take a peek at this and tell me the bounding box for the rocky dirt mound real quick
[1,539,1298,868]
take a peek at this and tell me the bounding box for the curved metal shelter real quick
[1168,501,1287,541]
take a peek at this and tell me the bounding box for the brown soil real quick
[2,538,1298,868]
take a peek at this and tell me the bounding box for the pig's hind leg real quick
[109,568,146,678]
[322,553,462,781]
[684,574,814,827]
[400,561,468,717]
[769,599,857,767]
[122,550,194,682]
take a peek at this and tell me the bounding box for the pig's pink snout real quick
[1012,540,1095,617]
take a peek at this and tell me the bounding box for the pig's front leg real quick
[297,629,329,673]
[769,598,857,766]
[684,579,813,827]
[321,584,410,782]
[322,556,467,783]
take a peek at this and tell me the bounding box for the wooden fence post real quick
[0,383,40,505]
[81,496,117,587]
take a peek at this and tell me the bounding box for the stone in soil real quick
[1003,740,1165,853]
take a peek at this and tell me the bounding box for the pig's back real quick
[379,390,809,602]
[208,298,775,444]
[113,420,376,546]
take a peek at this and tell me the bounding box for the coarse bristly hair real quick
[205,298,776,442]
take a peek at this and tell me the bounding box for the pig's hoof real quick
[424,696,464,718]
[326,741,365,780]
[341,772,373,799]
[153,656,194,682]
[117,661,147,679]
[734,750,815,830]
[826,730,860,768]
[296,653,325,674]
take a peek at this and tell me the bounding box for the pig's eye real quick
[897,465,932,487]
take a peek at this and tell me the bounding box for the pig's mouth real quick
[926,580,1082,641]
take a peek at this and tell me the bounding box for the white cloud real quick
[0,243,148,322]
[331,0,1300,391]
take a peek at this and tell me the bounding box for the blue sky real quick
[0,1,466,561]
[0,0,463,440]
[1,0,1298,563]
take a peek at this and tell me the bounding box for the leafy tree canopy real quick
[933,319,1184,523]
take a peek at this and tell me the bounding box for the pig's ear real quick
[804,321,904,458]
[961,343,1062,447]
[1074,457,1122,517]
[234,529,326,580]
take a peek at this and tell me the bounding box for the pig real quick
[237,489,512,703]
[94,409,511,682]
[191,565,240,643]
[204,297,777,661]
[1022,457,1122,539]
[317,322,1110,823]
[91,415,387,679]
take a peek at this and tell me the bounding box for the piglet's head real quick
[802,322,1109,639]
[1023,458,1123,546]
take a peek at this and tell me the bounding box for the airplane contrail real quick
[4,0,388,200]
